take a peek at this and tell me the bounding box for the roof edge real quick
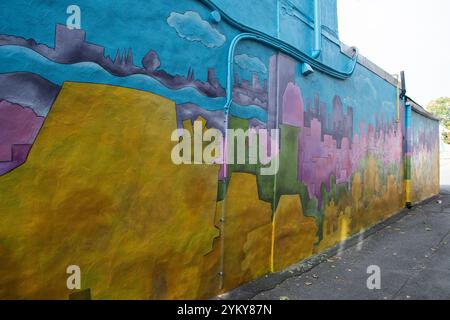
[406,96,440,121]
[340,42,399,87]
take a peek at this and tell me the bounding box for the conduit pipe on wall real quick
[218,32,338,284]
[312,0,322,59]
[198,0,359,79]
[218,29,354,286]
[199,0,359,288]
[401,71,412,209]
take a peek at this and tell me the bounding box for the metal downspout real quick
[405,103,412,209]
[312,0,322,59]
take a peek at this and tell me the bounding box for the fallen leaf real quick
[305,282,313,286]
[280,296,290,300]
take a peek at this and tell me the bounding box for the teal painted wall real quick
[0,0,440,299]
[410,110,440,203]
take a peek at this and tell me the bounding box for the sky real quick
[337,0,450,107]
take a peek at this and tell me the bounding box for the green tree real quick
[427,97,450,144]
[443,132,450,145]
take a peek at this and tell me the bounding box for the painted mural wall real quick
[410,110,440,204]
[0,0,440,299]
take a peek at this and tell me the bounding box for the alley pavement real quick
[441,157,450,196]
[254,194,450,300]
[227,159,450,300]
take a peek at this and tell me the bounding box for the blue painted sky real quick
[296,62,399,136]
[0,0,399,131]
[0,0,236,84]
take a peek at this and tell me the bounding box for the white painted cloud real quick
[167,11,226,48]
[234,54,267,74]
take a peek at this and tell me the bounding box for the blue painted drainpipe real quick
[312,0,322,59]
[405,103,412,209]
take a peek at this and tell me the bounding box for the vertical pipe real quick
[218,34,238,291]
[312,0,322,58]
[405,104,412,208]
[400,71,407,98]
[270,54,281,273]
[277,0,280,39]
[270,207,277,272]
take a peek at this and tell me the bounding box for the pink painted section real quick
[280,83,403,200]
[282,82,304,128]
[0,100,44,175]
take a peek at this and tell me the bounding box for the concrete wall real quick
[0,0,440,299]
[212,0,339,39]
[410,109,440,204]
